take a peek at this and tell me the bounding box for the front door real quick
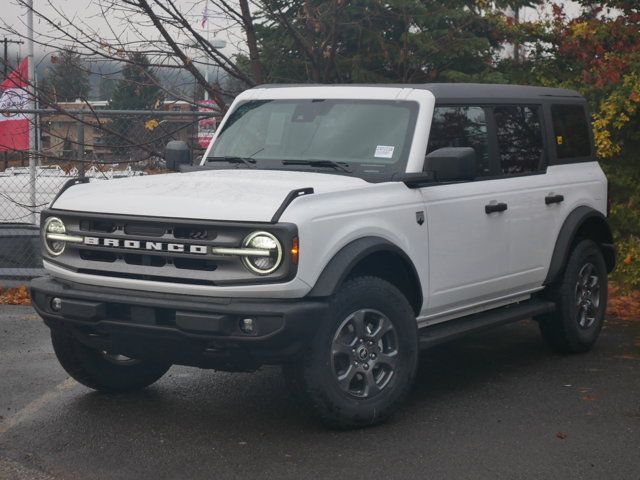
[421,177,513,319]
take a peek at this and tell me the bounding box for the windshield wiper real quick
[282,159,352,173]
[206,156,257,168]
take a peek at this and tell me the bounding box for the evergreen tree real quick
[44,49,90,102]
[109,52,163,110]
[250,0,543,84]
[106,53,164,160]
[99,75,118,101]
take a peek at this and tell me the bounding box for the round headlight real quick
[242,231,283,275]
[43,217,67,256]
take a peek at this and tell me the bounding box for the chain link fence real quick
[0,107,218,285]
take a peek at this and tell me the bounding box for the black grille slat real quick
[124,223,166,237]
[174,258,217,272]
[124,253,167,267]
[79,249,117,263]
[79,219,117,233]
[173,226,214,240]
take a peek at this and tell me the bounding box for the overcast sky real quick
[3,0,235,61]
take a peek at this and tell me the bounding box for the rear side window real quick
[551,104,592,159]
[494,106,544,175]
[427,106,490,176]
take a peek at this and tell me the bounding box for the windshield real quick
[208,99,419,181]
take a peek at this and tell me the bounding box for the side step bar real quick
[418,299,556,349]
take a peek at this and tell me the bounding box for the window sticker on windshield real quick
[374,145,395,158]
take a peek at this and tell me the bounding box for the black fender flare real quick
[544,206,616,285]
[307,237,423,308]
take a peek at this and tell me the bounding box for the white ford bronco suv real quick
[31,84,616,428]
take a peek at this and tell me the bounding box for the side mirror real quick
[425,147,476,182]
[165,140,192,171]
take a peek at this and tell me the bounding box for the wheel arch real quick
[307,237,423,316]
[544,206,616,285]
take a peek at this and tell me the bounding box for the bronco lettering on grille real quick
[83,236,208,255]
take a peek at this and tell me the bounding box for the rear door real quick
[487,104,556,292]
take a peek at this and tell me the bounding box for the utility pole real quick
[77,114,85,178]
[3,38,24,79]
[26,0,36,224]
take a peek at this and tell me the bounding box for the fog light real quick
[239,318,255,334]
[50,297,62,312]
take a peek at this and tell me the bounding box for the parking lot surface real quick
[0,305,639,480]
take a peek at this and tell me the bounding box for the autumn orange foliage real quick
[0,286,31,305]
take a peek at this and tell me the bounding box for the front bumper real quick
[30,276,328,370]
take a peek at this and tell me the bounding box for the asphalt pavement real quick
[0,305,639,480]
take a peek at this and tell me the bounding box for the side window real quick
[494,105,544,175]
[551,104,592,159]
[427,106,490,176]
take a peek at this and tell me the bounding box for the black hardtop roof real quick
[256,83,584,104]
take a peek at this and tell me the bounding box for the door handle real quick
[545,194,564,205]
[485,202,508,214]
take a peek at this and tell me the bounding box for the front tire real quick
[51,328,171,392]
[284,276,418,429]
[538,239,608,353]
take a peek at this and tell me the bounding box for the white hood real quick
[52,169,369,222]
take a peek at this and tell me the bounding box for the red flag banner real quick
[198,99,218,149]
[0,58,30,152]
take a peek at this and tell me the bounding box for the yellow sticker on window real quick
[556,136,564,145]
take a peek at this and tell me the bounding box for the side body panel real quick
[418,165,606,324]
[281,183,430,311]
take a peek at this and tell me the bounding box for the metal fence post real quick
[77,114,85,178]
[27,0,36,225]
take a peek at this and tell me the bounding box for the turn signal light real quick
[291,237,299,265]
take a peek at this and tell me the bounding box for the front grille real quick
[42,210,297,286]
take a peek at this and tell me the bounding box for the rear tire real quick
[51,328,171,392]
[284,276,418,429]
[538,239,608,353]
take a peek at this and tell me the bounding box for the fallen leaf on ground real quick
[581,395,596,401]
[607,283,640,321]
[0,286,31,305]
[556,432,568,440]
[614,354,640,360]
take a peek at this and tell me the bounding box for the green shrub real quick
[612,236,640,290]
[600,152,640,291]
